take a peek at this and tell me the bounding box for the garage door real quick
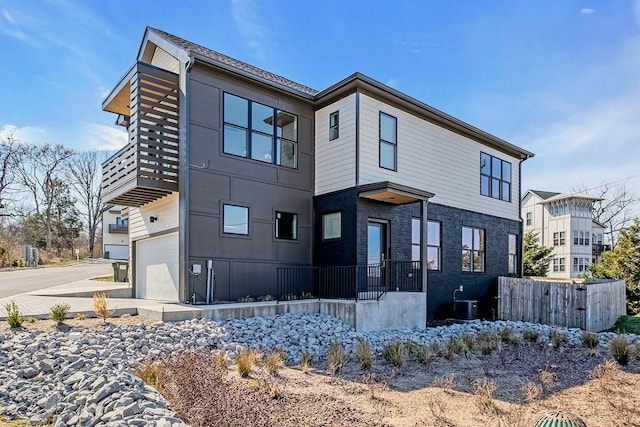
[136,233,179,301]
[105,244,129,260]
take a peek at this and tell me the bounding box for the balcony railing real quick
[102,62,180,207]
[276,260,422,302]
[592,243,611,255]
[108,224,129,234]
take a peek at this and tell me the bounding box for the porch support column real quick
[420,200,428,293]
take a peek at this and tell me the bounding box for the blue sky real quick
[1,0,639,198]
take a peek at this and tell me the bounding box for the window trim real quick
[223,92,298,169]
[427,220,441,271]
[379,111,397,171]
[275,211,298,241]
[322,211,342,240]
[508,233,518,275]
[222,203,250,236]
[329,111,339,140]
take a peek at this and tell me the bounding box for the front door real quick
[367,221,389,288]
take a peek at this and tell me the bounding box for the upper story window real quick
[223,93,298,168]
[508,234,518,275]
[329,111,339,140]
[379,112,397,171]
[462,226,485,272]
[573,230,590,246]
[480,152,511,202]
[275,211,297,240]
[525,212,532,226]
[553,231,565,246]
[322,212,341,240]
[223,204,249,235]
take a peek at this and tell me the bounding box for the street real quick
[0,259,114,298]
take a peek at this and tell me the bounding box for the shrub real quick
[461,334,476,353]
[236,349,259,377]
[522,329,540,343]
[432,374,455,391]
[580,331,599,351]
[300,351,314,374]
[549,329,568,348]
[5,300,24,328]
[520,381,543,403]
[327,342,347,374]
[136,362,162,390]
[76,312,86,320]
[498,327,521,346]
[383,341,406,367]
[609,336,630,365]
[49,303,70,325]
[257,295,274,302]
[355,340,373,370]
[238,295,255,303]
[93,292,115,323]
[413,344,436,368]
[476,331,500,355]
[264,350,285,376]
[473,378,497,413]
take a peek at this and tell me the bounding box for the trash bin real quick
[112,261,129,282]
[104,251,110,259]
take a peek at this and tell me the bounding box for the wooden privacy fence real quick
[497,277,626,332]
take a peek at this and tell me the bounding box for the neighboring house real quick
[521,190,610,279]
[100,27,534,319]
[102,206,129,260]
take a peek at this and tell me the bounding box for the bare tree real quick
[68,150,105,257]
[0,133,25,215]
[17,143,75,251]
[576,181,639,249]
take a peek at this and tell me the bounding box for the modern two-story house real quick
[101,205,129,260]
[522,190,610,279]
[101,27,534,320]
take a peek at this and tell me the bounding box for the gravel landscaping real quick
[1,313,639,426]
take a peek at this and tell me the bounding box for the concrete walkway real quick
[0,279,166,321]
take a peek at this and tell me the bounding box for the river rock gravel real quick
[1,313,638,426]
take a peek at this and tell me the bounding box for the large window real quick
[329,111,339,140]
[573,230,590,246]
[508,234,518,274]
[573,257,590,272]
[462,226,485,272]
[223,204,249,235]
[223,93,298,168]
[322,212,341,240]
[379,112,397,170]
[553,231,565,246]
[480,152,511,202]
[275,211,297,240]
[553,257,565,273]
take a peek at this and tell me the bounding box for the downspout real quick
[518,158,524,277]
[179,55,194,303]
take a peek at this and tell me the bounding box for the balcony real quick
[592,243,611,256]
[108,224,129,234]
[101,62,180,207]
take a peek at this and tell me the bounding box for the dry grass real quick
[356,340,373,370]
[327,342,347,375]
[92,292,115,323]
[236,349,259,377]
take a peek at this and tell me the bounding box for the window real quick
[116,217,128,227]
[508,234,518,274]
[427,220,441,270]
[553,257,565,272]
[573,257,590,272]
[379,112,397,170]
[223,93,298,168]
[275,211,297,240]
[462,226,485,272]
[322,212,341,240]
[526,212,532,226]
[329,111,339,140]
[411,218,420,262]
[223,204,249,235]
[573,229,579,245]
[553,231,565,246]
[480,152,511,202]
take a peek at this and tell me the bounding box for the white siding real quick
[129,193,179,241]
[151,47,179,73]
[358,94,521,221]
[136,232,179,301]
[314,93,357,195]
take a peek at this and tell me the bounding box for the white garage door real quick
[105,244,129,260]
[136,233,179,301]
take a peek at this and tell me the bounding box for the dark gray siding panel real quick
[186,64,314,302]
[313,188,358,266]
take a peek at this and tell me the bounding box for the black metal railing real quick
[108,224,129,234]
[592,243,611,255]
[276,260,422,302]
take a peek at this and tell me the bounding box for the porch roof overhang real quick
[357,181,434,205]
[102,63,137,116]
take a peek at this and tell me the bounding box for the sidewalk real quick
[0,279,165,320]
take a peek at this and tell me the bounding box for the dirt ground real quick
[3,316,640,426]
[0,314,154,333]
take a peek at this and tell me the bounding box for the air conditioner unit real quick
[454,299,478,320]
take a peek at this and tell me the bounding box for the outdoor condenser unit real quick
[454,299,478,320]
